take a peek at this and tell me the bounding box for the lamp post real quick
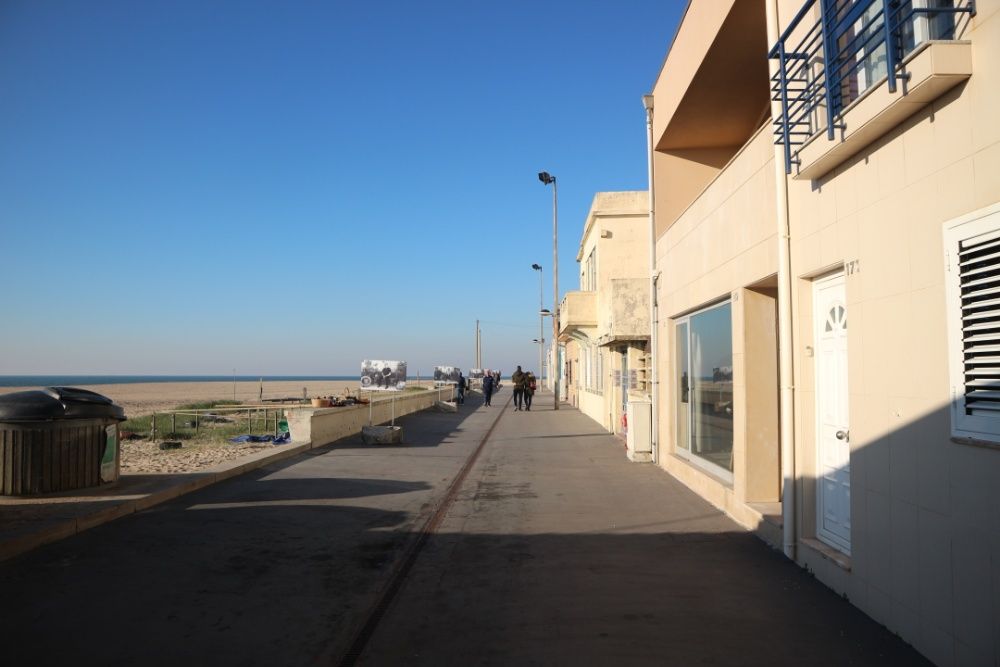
[538,171,559,410]
[539,309,552,387]
[531,263,544,379]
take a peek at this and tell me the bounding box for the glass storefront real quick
[675,302,734,474]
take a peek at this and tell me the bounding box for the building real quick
[558,192,652,453]
[646,0,1000,663]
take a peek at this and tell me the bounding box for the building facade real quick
[646,0,1000,663]
[559,192,651,451]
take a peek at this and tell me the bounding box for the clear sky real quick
[0,0,684,377]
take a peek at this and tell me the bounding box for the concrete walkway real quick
[360,392,928,666]
[0,391,927,665]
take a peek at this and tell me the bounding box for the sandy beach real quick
[0,380,365,418]
[0,379,444,473]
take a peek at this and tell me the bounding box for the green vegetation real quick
[121,406,287,445]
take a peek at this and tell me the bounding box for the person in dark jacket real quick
[457,373,466,404]
[524,372,536,410]
[482,374,494,406]
[511,366,526,411]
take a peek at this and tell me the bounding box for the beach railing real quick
[144,405,291,442]
[129,387,440,443]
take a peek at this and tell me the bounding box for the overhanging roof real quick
[650,0,770,151]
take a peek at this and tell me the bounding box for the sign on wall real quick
[361,360,408,391]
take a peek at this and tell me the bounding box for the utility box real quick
[626,399,652,463]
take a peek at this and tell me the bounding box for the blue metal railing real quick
[770,0,975,174]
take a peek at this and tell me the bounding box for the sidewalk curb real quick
[0,438,318,564]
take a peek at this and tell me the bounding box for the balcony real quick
[598,279,650,346]
[558,291,597,342]
[770,0,975,180]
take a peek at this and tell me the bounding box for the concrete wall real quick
[285,388,454,447]
[654,125,780,530]
[564,191,651,434]
[781,2,1000,663]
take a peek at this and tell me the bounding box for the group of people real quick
[510,366,537,411]
[454,366,536,410]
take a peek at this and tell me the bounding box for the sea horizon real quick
[0,375,360,388]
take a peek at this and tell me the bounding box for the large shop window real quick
[945,202,1000,444]
[675,301,735,478]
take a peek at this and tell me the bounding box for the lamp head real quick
[538,171,554,185]
[531,263,542,271]
[540,308,552,316]
[642,94,654,112]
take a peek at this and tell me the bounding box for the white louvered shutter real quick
[945,204,1000,440]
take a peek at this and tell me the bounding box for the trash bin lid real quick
[0,387,125,422]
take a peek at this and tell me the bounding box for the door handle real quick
[835,430,849,441]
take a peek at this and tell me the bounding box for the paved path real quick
[0,394,502,666]
[0,390,927,666]
[359,393,928,666]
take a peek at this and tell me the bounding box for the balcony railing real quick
[770,0,976,174]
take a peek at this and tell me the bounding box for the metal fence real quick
[770,0,976,173]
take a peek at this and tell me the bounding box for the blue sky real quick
[0,0,684,376]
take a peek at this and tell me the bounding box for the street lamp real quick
[538,171,559,410]
[531,263,543,381]
[539,308,552,387]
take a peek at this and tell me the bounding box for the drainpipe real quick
[642,94,659,464]
[766,0,797,561]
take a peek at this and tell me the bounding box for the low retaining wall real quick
[285,387,454,447]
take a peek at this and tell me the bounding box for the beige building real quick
[558,192,652,457]
[645,0,1000,664]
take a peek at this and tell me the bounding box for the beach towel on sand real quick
[228,432,291,445]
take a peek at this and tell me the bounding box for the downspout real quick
[643,94,659,464]
[765,0,797,561]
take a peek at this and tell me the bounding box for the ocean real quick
[0,376,357,388]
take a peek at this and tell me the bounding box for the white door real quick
[814,272,851,554]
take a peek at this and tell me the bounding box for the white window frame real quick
[597,348,604,392]
[944,201,1000,443]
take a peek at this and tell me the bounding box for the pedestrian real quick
[457,372,466,405]
[482,373,494,406]
[511,366,526,411]
[524,371,536,410]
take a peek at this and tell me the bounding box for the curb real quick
[0,438,318,563]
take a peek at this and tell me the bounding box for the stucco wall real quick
[654,124,779,530]
[783,4,1000,663]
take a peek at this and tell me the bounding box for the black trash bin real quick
[0,387,126,495]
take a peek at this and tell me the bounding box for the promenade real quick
[0,390,927,665]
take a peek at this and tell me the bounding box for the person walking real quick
[457,372,466,405]
[524,371,536,411]
[482,373,494,406]
[511,366,526,411]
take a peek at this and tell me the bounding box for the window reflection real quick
[676,303,734,472]
[676,321,689,451]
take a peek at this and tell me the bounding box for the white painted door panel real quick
[815,273,851,554]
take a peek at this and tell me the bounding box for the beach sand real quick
[0,379,441,418]
[0,379,442,473]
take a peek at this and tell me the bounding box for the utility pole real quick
[539,171,560,410]
[475,319,482,369]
